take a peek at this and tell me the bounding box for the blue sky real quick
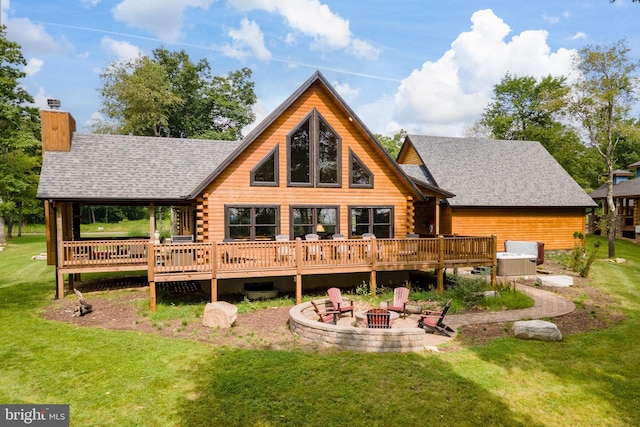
[3,0,640,137]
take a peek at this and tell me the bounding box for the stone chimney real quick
[40,104,76,154]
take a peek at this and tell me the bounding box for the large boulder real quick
[536,275,573,287]
[202,301,237,328]
[513,320,562,342]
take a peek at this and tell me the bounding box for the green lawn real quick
[1,234,639,426]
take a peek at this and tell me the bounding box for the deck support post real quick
[55,203,65,299]
[491,235,497,289]
[147,242,156,312]
[370,236,377,296]
[295,238,303,304]
[437,235,445,293]
[210,242,217,302]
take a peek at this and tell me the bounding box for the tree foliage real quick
[0,26,42,239]
[96,49,256,140]
[569,39,640,258]
[376,129,407,158]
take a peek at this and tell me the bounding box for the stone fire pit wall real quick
[289,300,426,353]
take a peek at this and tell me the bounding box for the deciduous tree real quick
[569,40,640,258]
[96,49,256,140]
[0,26,41,239]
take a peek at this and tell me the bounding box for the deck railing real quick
[61,236,495,277]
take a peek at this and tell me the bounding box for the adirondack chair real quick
[385,287,409,318]
[327,287,354,317]
[418,299,455,336]
[366,308,391,329]
[310,300,339,325]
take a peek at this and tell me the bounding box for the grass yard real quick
[1,234,640,426]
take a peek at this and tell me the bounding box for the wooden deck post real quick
[491,235,497,289]
[147,242,156,312]
[55,204,65,299]
[370,236,377,296]
[295,237,303,304]
[210,242,217,302]
[437,235,445,293]
[149,203,155,241]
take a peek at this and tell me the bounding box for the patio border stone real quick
[289,299,427,353]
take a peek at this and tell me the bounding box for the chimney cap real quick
[47,99,61,110]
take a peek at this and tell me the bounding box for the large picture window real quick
[226,206,279,240]
[291,206,338,239]
[287,109,341,187]
[349,207,393,238]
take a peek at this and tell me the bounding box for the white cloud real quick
[32,87,52,110]
[84,111,105,129]
[82,0,101,8]
[571,32,587,41]
[228,0,379,59]
[542,13,560,24]
[332,81,359,104]
[100,36,142,62]
[24,57,44,76]
[391,9,576,137]
[112,0,216,43]
[222,19,271,60]
[5,17,70,54]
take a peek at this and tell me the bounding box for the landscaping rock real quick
[202,301,237,328]
[513,320,562,342]
[536,275,573,287]
[479,290,500,298]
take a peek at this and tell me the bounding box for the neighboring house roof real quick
[628,161,640,169]
[612,169,634,176]
[37,133,240,203]
[590,178,640,199]
[403,135,596,208]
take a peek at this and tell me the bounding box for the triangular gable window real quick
[287,109,341,187]
[251,145,279,186]
[349,149,373,188]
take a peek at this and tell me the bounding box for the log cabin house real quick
[37,71,588,310]
[397,135,596,251]
[589,164,640,239]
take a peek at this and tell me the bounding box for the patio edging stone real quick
[289,299,427,353]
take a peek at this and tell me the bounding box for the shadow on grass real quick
[175,349,541,427]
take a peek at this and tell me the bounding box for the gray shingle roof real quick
[37,133,240,202]
[590,178,640,199]
[405,135,596,207]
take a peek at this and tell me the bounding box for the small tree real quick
[569,40,640,258]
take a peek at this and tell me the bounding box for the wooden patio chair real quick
[417,299,455,336]
[327,287,354,317]
[332,233,351,259]
[305,233,325,260]
[385,286,409,318]
[310,300,339,325]
[366,308,391,329]
[275,234,294,261]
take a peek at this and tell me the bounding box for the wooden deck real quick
[58,236,497,311]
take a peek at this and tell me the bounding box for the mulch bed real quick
[41,260,626,351]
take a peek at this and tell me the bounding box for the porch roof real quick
[37,133,240,203]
